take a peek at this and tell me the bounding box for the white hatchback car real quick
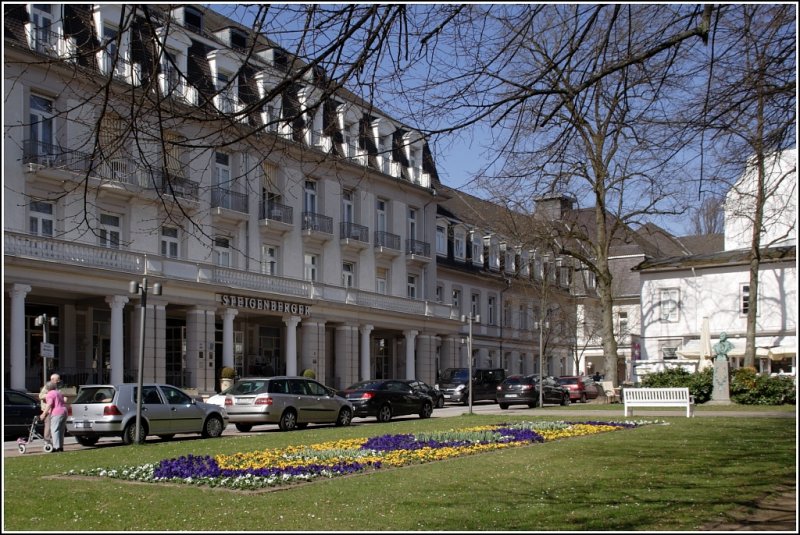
[67,383,229,446]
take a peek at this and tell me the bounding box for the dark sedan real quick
[496,375,571,409]
[402,379,445,408]
[340,379,434,422]
[4,389,44,439]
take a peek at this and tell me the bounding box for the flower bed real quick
[68,420,656,491]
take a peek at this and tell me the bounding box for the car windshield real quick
[439,368,469,382]
[74,386,115,404]
[345,381,384,391]
[230,380,269,395]
[558,377,578,385]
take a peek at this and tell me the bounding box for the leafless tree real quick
[689,196,725,235]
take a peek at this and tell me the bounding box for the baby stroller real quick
[17,416,53,454]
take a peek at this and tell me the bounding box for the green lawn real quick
[3,412,795,531]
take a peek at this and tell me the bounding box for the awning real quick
[676,339,703,358]
[768,343,796,360]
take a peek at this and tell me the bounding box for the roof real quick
[633,245,796,271]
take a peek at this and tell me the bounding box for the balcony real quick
[406,238,431,264]
[152,169,200,202]
[258,200,293,235]
[29,27,61,57]
[340,221,369,252]
[374,231,401,259]
[211,187,249,222]
[301,211,333,244]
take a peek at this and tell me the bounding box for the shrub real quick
[220,367,236,380]
[640,367,714,403]
[730,367,796,405]
[302,369,316,379]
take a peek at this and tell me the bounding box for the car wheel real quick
[122,421,147,445]
[462,393,470,406]
[499,403,509,410]
[279,409,298,431]
[202,415,224,438]
[561,394,571,406]
[436,396,445,409]
[419,401,433,419]
[580,393,587,404]
[157,434,175,441]
[235,423,253,433]
[75,436,99,447]
[335,407,352,427]
[376,404,392,423]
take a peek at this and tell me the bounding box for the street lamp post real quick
[535,319,549,409]
[461,313,480,415]
[35,314,58,386]
[129,277,162,445]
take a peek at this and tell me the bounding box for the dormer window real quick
[217,72,236,113]
[230,29,247,51]
[29,4,56,54]
[184,6,203,34]
[161,49,181,96]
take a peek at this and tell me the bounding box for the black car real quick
[402,379,445,408]
[496,375,571,409]
[340,379,434,422]
[437,367,507,404]
[4,389,44,439]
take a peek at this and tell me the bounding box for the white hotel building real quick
[4,4,573,394]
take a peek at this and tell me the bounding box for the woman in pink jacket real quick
[41,382,67,452]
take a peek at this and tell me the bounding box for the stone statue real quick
[713,332,734,361]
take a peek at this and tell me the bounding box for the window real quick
[217,71,235,113]
[29,201,54,237]
[161,226,179,258]
[261,245,278,275]
[380,136,391,174]
[30,94,54,156]
[436,285,443,303]
[407,274,417,299]
[618,311,629,336]
[408,208,417,240]
[436,224,446,255]
[342,190,354,223]
[376,199,387,232]
[30,4,54,53]
[161,49,180,95]
[740,284,750,315]
[454,230,465,260]
[215,152,230,186]
[342,262,355,288]
[660,289,680,322]
[376,267,388,294]
[471,234,482,264]
[304,253,317,282]
[452,289,462,314]
[99,213,120,249]
[488,296,496,326]
[519,304,528,331]
[183,6,204,33]
[214,236,231,267]
[101,24,119,76]
[471,293,480,319]
[659,339,681,360]
[504,302,511,327]
[304,180,317,213]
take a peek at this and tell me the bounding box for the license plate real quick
[505,393,518,398]
[73,421,91,429]
[236,398,252,405]
[443,394,452,399]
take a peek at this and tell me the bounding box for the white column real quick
[359,324,373,381]
[105,295,129,385]
[9,284,31,390]
[403,329,418,379]
[284,316,301,376]
[222,308,238,369]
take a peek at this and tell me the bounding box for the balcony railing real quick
[151,169,198,199]
[302,212,333,234]
[259,200,293,224]
[374,231,400,250]
[211,186,248,213]
[340,221,369,242]
[406,239,431,257]
[30,27,60,56]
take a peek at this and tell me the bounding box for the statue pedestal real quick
[709,357,732,405]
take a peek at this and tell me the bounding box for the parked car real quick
[66,383,228,446]
[224,376,353,432]
[339,379,434,422]
[402,379,445,408]
[436,367,506,404]
[4,389,44,439]
[557,375,601,403]
[205,385,233,408]
[496,375,571,408]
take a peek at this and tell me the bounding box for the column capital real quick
[283,316,301,328]
[403,329,419,339]
[10,284,31,298]
[105,295,129,308]
[359,324,374,336]
[223,308,239,320]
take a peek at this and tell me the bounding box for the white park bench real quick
[623,387,695,418]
